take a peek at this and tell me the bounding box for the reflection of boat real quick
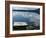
[14,22,28,26]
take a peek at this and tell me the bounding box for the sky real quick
[12,7,40,26]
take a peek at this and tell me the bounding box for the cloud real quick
[13,11,40,23]
[13,7,39,10]
[12,7,40,26]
